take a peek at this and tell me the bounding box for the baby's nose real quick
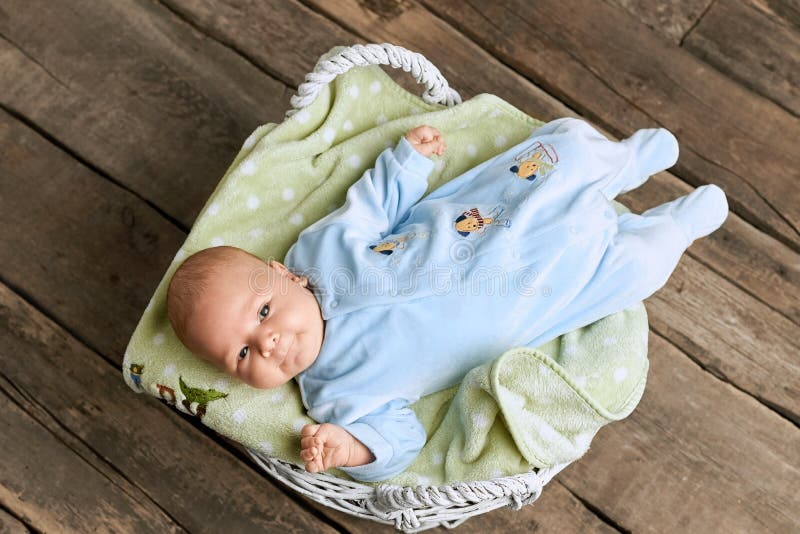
[258,332,280,357]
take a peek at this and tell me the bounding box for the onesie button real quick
[330,300,339,309]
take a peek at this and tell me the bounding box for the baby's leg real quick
[534,185,728,342]
[599,128,680,200]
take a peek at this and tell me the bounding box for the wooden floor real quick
[1,0,798,532]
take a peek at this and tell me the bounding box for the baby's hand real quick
[405,125,446,158]
[301,423,373,473]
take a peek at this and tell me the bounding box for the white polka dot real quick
[294,109,310,124]
[247,195,260,210]
[574,375,587,387]
[370,81,382,93]
[293,418,307,432]
[410,106,421,115]
[491,469,503,478]
[208,202,220,216]
[376,113,388,126]
[348,154,362,168]
[532,416,560,441]
[289,213,304,226]
[270,391,285,403]
[322,127,336,143]
[153,333,165,346]
[603,336,618,346]
[163,364,176,377]
[564,345,577,355]
[248,228,264,239]
[173,249,186,262]
[613,367,629,383]
[342,119,353,131]
[210,237,224,247]
[233,408,247,423]
[489,109,502,118]
[241,159,256,176]
[435,159,445,170]
[348,85,360,98]
[472,413,490,429]
[575,431,594,449]
[242,131,258,149]
[417,475,430,486]
[282,187,295,201]
[458,122,468,129]
[214,379,229,391]
[467,144,477,156]
[258,441,274,455]
[432,453,443,465]
[494,134,507,147]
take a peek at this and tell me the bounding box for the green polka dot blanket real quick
[122,60,649,487]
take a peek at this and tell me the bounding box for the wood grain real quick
[605,0,714,43]
[0,507,30,534]
[683,0,800,115]
[0,383,184,533]
[0,0,285,228]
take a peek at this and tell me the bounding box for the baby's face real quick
[183,255,324,389]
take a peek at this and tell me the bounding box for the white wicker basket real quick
[241,43,573,532]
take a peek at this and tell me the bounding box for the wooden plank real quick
[0,506,32,534]
[0,107,184,359]
[0,281,338,533]
[560,332,800,532]
[683,0,800,116]
[0,0,286,229]
[0,383,183,533]
[419,0,800,252]
[604,0,714,43]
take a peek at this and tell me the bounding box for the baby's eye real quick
[238,346,249,360]
[258,303,270,321]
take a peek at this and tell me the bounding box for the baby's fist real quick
[300,423,352,474]
[405,125,446,157]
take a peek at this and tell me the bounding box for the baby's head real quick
[166,246,324,389]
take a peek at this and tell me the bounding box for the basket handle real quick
[286,43,462,117]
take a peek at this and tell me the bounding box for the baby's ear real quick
[269,260,306,285]
[268,259,290,274]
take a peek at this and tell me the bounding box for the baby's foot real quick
[667,184,729,243]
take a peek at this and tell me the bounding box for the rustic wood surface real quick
[1,0,797,532]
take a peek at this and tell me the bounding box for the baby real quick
[167,118,729,481]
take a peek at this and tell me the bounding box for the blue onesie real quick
[284,117,728,482]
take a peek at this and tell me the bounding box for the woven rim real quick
[286,42,462,118]
[248,449,569,532]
